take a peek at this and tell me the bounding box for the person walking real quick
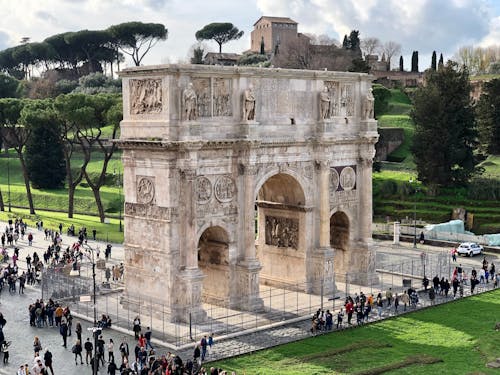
[75,321,82,342]
[72,339,83,365]
[200,335,208,361]
[429,287,436,305]
[59,319,68,348]
[133,316,141,340]
[401,290,410,311]
[108,339,115,364]
[84,337,93,365]
[394,293,400,313]
[385,288,393,309]
[43,349,54,375]
[336,308,344,329]
[144,327,154,351]
[119,341,129,363]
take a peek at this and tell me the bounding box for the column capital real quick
[180,168,197,180]
[238,163,259,176]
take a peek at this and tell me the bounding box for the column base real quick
[171,268,207,323]
[307,247,336,294]
[233,259,264,311]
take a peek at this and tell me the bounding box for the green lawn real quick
[0,151,123,215]
[214,290,500,374]
[0,207,124,243]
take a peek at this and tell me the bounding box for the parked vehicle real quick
[457,242,483,257]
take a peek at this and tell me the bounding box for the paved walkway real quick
[0,219,498,373]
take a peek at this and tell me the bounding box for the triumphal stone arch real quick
[118,65,379,321]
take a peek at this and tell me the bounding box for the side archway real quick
[330,211,350,276]
[197,226,230,304]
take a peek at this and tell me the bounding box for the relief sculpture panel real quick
[324,81,340,117]
[214,176,236,203]
[265,216,299,249]
[213,78,232,117]
[130,79,163,115]
[136,176,155,204]
[192,78,211,117]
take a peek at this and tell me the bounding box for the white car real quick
[457,242,483,257]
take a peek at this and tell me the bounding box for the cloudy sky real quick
[0,0,499,70]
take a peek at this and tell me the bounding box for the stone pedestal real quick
[172,268,207,322]
[348,240,377,286]
[307,247,335,294]
[234,259,264,311]
[240,120,259,138]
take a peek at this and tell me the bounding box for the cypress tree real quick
[260,36,265,55]
[431,51,437,70]
[411,51,419,72]
[399,55,404,71]
[438,53,444,69]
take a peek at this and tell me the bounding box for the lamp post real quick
[118,169,122,233]
[7,152,11,212]
[83,243,99,375]
[114,168,123,232]
[409,178,417,248]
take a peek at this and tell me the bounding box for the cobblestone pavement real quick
[0,220,498,373]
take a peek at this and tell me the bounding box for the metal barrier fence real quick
[41,249,474,348]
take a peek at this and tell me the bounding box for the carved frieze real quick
[214,176,236,203]
[130,79,163,115]
[340,166,356,191]
[324,81,340,117]
[341,84,355,117]
[136,176,155,204]
[214,78,232,117]
[195,176,212,204]
[192,78,211,117]
[330,166,357,192]
[330,168,340,191]
[125,202,176,221]
[265,216,299,249]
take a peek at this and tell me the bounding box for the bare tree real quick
[361,37,381,56]
[382,41,401,70]
[304,33,339,46]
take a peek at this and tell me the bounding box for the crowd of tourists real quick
[1,218,236,374]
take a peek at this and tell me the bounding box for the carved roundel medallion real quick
[330,168,339,191]
[214,176,236,203]
[340,166,356,191]
[195,176,212,204]
[137,177,155,204]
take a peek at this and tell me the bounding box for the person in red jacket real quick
[345,298,354,325]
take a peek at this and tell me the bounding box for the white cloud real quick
[0,0,498,70]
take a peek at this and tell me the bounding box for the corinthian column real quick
[318,160,331,248]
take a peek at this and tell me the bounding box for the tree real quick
[260,36,265,55]
[64,30,115,73]
[0,73,19,98]
[372,84,391,117]
[191,46,204,64]
[360,37,381,56]
[382,41,401,70]
[348,58,370,73]
[195,23,243,54]
[24,105,65,188]
[108,22,168,66]
[0,98,36,214]
[399,55,404,71]
[80,94,122,223]
[438,53,444,69]
[476,79,500,154]
[237,52,269,66]
[411,51,419,72]
[411,62,478,187]
[431,51,437,71]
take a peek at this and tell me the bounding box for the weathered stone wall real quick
[118,64,379,321]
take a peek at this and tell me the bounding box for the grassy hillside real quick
[213,289,500,374]
[377,89,415,168]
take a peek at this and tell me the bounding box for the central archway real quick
[255,173,308,287]
[197,226,230,304]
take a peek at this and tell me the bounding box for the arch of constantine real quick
[118,65,379,321]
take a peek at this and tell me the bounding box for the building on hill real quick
[250,16,310,54]
[204,52,241,66]
[366,54,388,72]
